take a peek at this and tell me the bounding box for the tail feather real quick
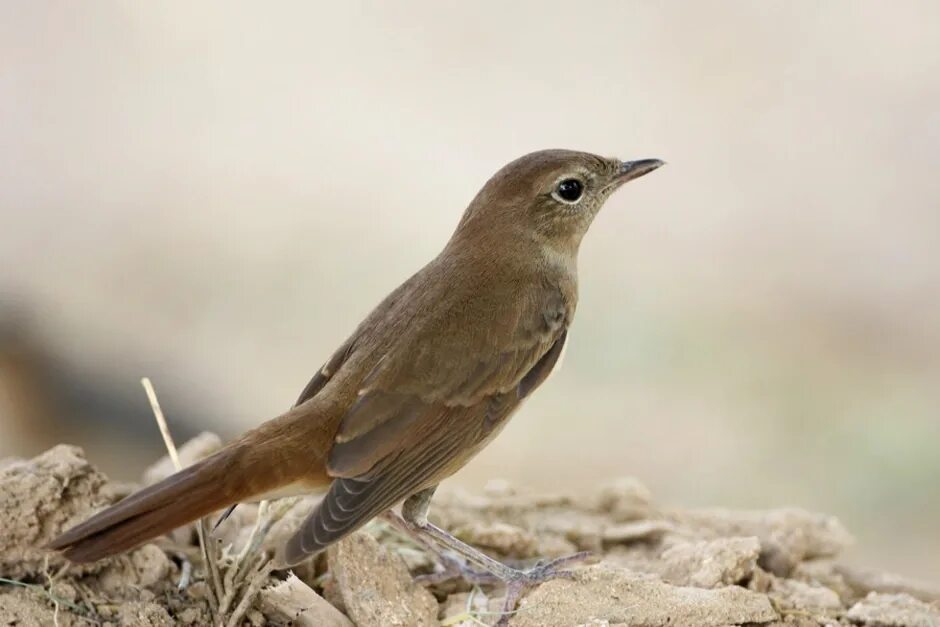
[49,407,334,563]
[49,448,249,562]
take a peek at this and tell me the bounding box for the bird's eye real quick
[554,178,584,203]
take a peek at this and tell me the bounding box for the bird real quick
[49,149,663,611]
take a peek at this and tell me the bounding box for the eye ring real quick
[553,178,584,204]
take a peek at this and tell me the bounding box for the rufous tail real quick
[49,409,330,563]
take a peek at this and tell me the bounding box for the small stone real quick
[185,580,210,601]
[116,602,174,626]
[846,592,940,627]
[767,577,842,612]
[177,608,206,625]
[96,544,173,594]
[593,477,653,522]
[659,536,760,588]
[328,531,438,627]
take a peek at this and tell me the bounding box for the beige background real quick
[1,2,938,580]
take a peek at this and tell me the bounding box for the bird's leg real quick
[381,509,500,585]
[392,486,590,624]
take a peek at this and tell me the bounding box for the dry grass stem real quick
[224,557,272,627]
[141,377,223,615]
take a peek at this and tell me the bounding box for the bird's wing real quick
[294,266,426,408]
[281,284,570,565]
[329,281,569,477]
[294,334,357,407]
[283,329,567,565]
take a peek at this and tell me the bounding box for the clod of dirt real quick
[673,507,854,576]
[112,602,175,626]
[658,536,760,588]
[592,476,653,522]
[788,558,856,601]
[2,442,938,627]
[94,544,174,595]
[846,592,940,626]
[837,565,940,605]
[327,530,438,627]
[509,564,778,627]
[0,587,67,626]
[0,444,115,578]
[257,573,353,627]
[764,575,843,614]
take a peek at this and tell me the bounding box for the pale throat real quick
[538,237,580,277]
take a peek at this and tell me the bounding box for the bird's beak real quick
[615,159,665,185]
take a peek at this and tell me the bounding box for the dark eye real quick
[555,178,583,203]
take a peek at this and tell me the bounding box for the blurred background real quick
[1,2,938,580]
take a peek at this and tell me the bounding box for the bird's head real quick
[452,149,663,258]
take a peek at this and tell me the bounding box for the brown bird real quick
[49,149,663,609]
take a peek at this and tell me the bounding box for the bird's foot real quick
[418,550,591,589]
[494,551,592,626]
[508,550,591,585]
[410,535,592,626]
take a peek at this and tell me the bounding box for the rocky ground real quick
[1,435,938,627]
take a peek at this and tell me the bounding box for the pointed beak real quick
[616,159,665,184]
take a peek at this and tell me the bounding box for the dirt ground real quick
[1,437,938,627]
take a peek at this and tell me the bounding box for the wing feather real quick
[284,397,499,565]
[282,330,569,565]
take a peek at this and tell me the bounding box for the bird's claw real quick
[512,550,591,585]
[494,551,592,627]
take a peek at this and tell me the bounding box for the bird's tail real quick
[49,409,331,563]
